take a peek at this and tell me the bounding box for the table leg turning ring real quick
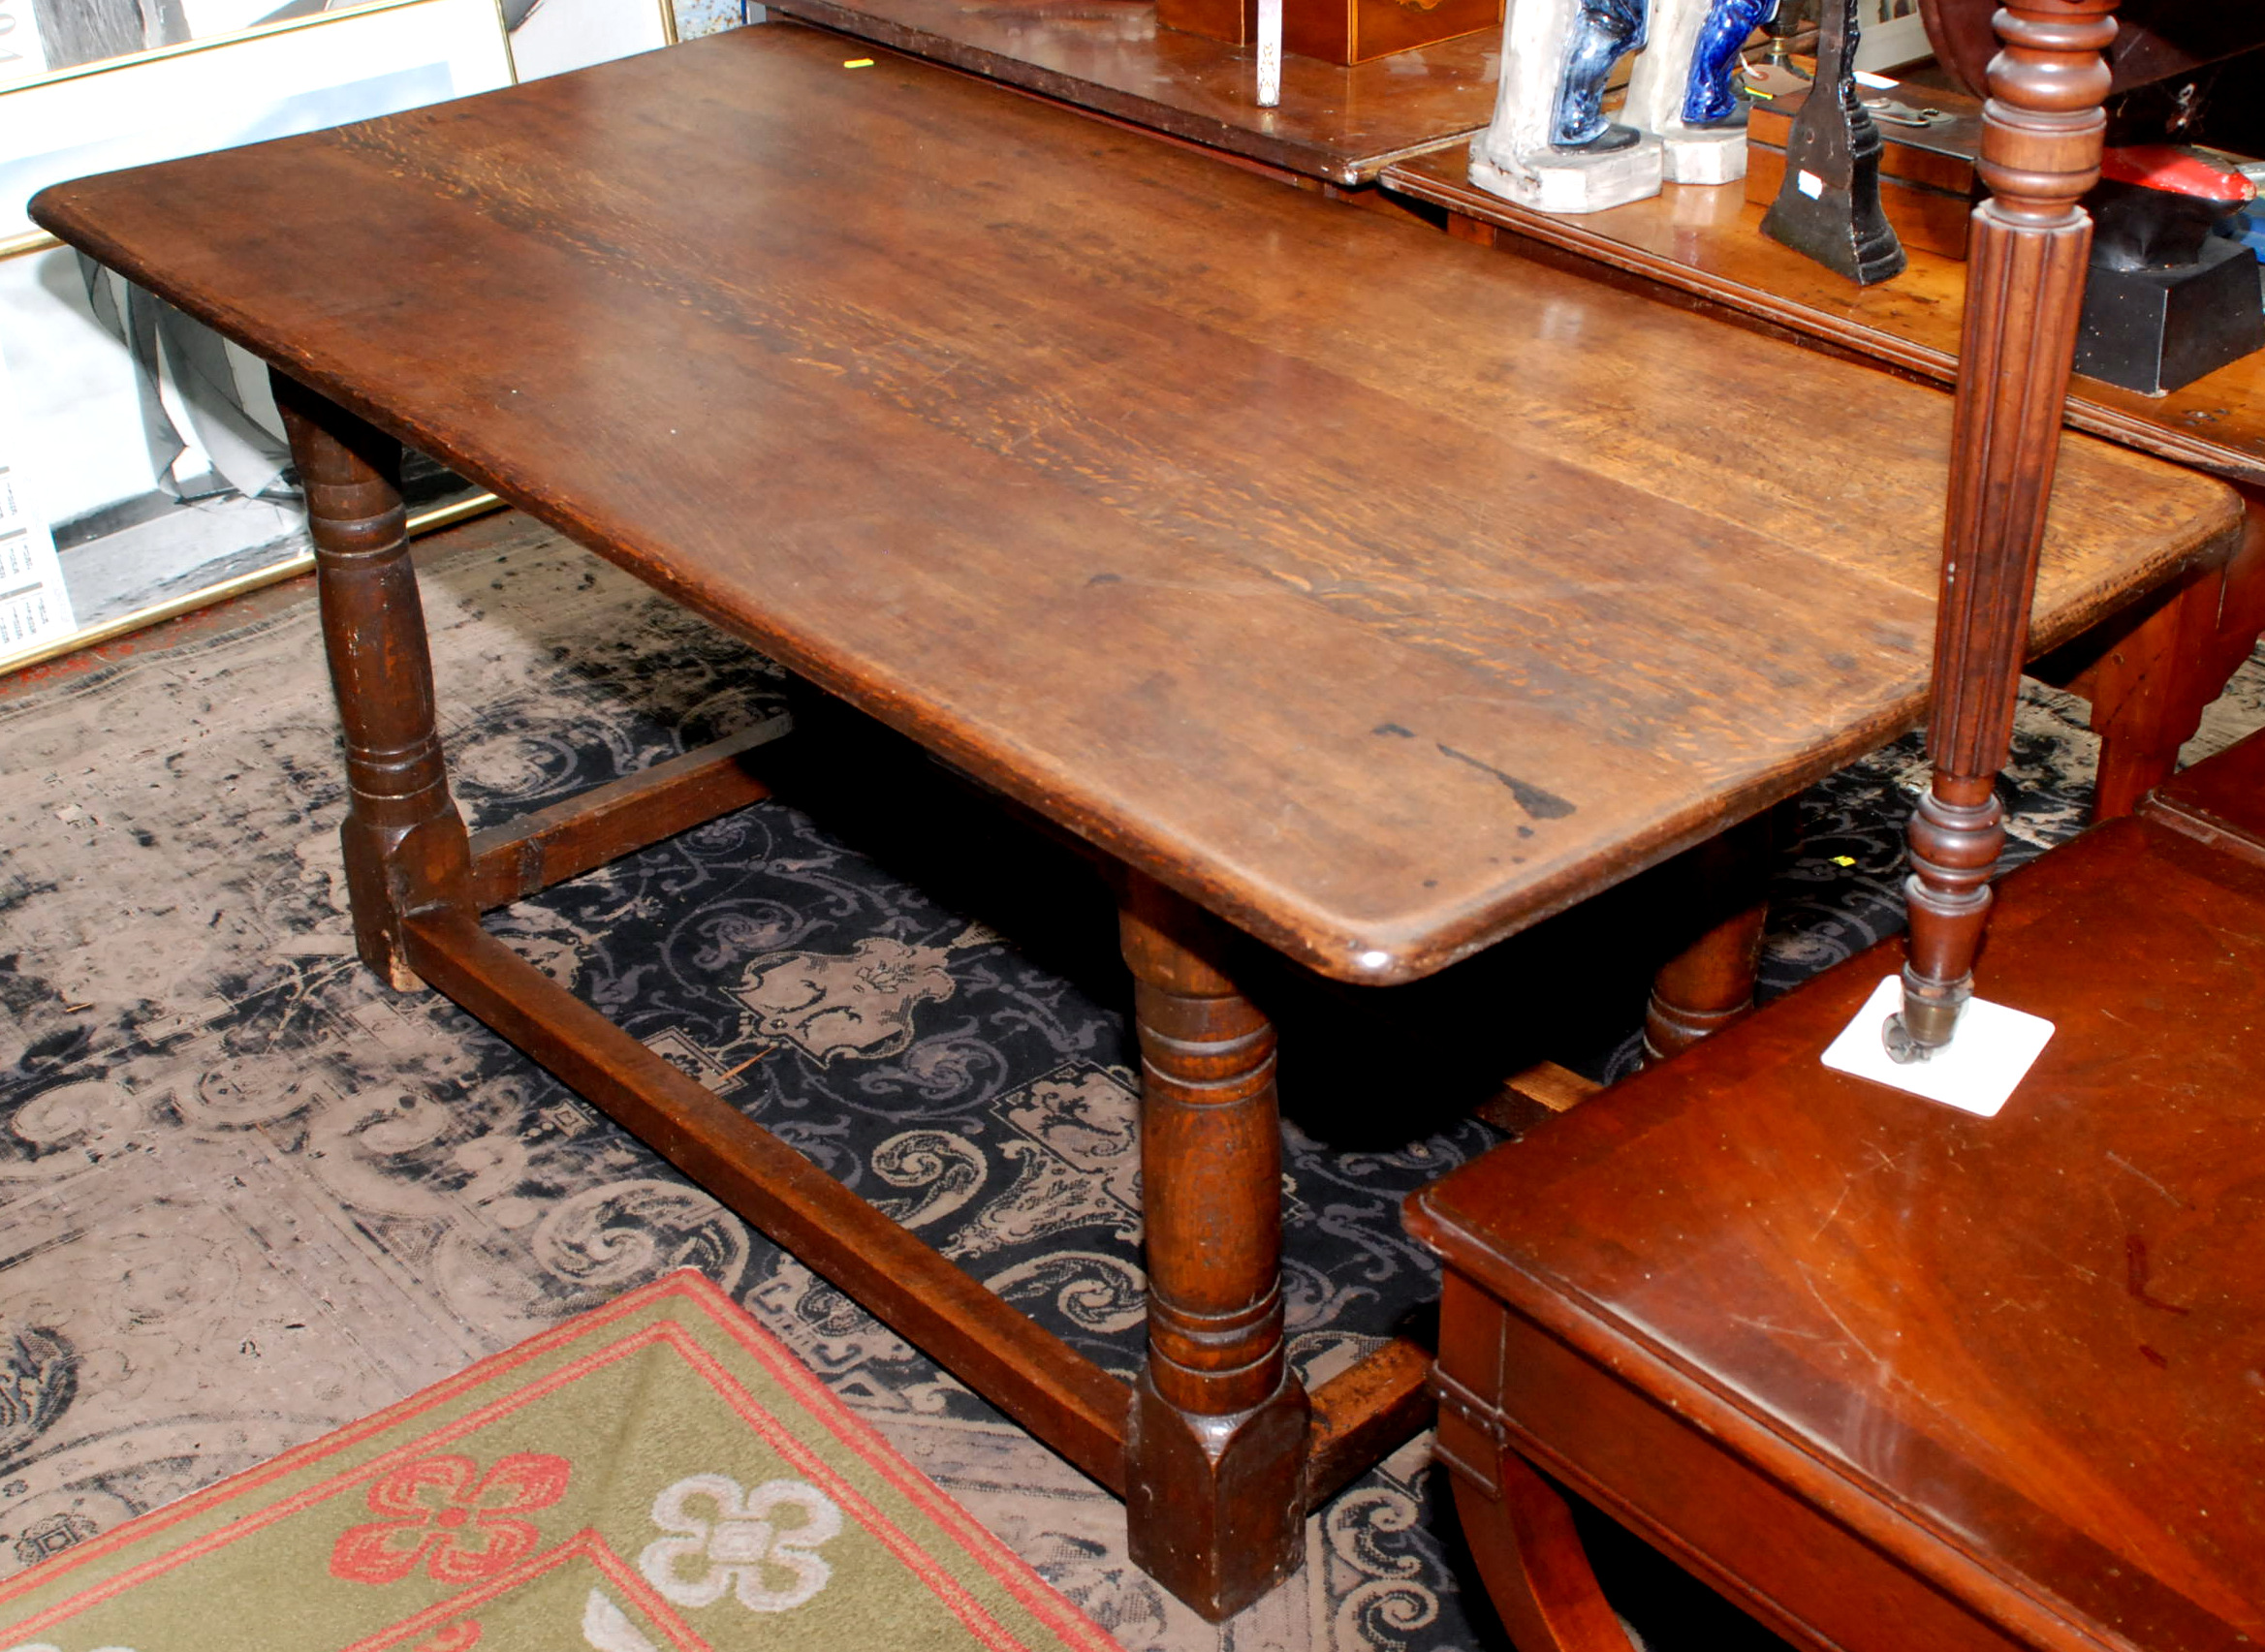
[275,372,473,992]
[1120,871,1310,1616]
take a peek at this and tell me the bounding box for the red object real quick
[328,1452,573,1585]
[2099,143,2255,203]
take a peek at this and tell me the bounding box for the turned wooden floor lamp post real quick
[1888,0,2118,1062]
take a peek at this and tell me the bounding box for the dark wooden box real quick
[1156,0,1500,67]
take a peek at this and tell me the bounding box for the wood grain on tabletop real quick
[762,0,1497,184]
[1409,803,2265,1652]
[32,22,2239,984]
[1385,143,2265,485]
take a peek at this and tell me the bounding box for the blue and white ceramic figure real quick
[1623,0,1767,184]
[1555,0,1650,150]
[1684,0,1777,126]
[1471,0,1665,213]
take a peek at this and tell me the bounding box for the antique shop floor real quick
[5,509,2258,1651]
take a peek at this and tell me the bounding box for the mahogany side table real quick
[1405,732,2265,1652]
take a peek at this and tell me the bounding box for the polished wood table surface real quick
[1382,143,2265,822]
[30,20,2240,1619]
[1383,143,2265,486]
[37,28,2236,985]
[1409,733,2265,1652]
[760,0,1495,184]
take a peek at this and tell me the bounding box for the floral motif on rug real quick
[0,1271,1117,1652]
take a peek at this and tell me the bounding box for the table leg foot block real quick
[1126,1366,1311,1621]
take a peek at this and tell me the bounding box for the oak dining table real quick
[30,18,2243,1621]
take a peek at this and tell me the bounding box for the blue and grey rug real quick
[2,513,2255,1650]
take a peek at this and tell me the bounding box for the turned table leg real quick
[1118,871,1309,1621]
[274,372,473,989]
[1643,811,1777,1063]
[2080,493,2265,821]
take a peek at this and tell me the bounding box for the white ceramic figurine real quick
[1470,0,1664,214]
[1624,0,1776,184]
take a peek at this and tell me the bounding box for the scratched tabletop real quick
[32,23,2243,982]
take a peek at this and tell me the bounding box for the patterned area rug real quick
[0,1271,1117,1652]
[1,513,2258,1651]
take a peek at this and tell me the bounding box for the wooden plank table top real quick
[31,22,2241,986]
[1383,142,2265,486]
[759,0,1496,184]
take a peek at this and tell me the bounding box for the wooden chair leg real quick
[273,371,474,990]
[2078,489,2265,820]
[1450,1448,1636,1652]
[1644,810,1777,1063]
[1118,871,1309,1621]
[1890,3,2118,1060]
[2081,564,2233,822]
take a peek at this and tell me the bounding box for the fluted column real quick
[1889,1,2119,1060]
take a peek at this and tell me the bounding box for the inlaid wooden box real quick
[1156,0,1501,67]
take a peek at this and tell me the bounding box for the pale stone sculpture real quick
[1469,0,1664,214]
[1624,0,1776,184]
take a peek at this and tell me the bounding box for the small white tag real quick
[1852,69,1898,89]
[1797,169,1825,200]
[1254,0,1281,106]
[1820,976,2055,1118]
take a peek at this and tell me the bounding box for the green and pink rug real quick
[0,1272,1117,1652]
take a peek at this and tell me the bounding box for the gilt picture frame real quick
[1,0,515,253]
[1854,0,1931,72]
[506,0,676,82]
[0,0,515,673]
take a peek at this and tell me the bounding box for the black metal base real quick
[2074,237,2265,396]
[1761,171,1907,287]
